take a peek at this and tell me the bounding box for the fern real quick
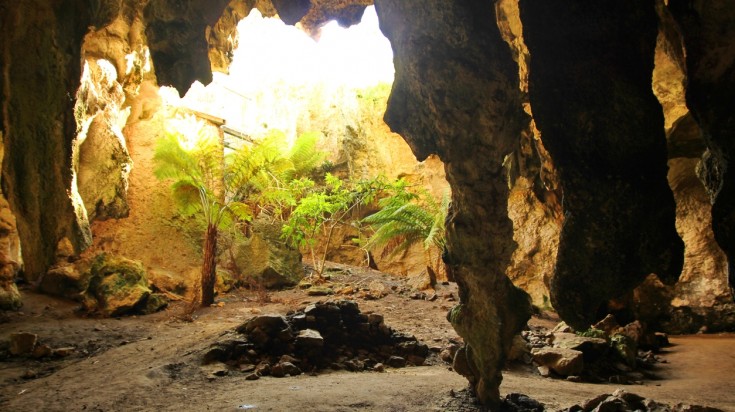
[362,182,449,262]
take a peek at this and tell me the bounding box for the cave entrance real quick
[155,6,450,292]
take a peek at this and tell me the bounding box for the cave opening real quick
[2,1,735,410]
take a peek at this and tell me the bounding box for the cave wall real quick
[669,0,735,299]
[375,0,532,406]
[519,0,685,330]
[0,1,95,281]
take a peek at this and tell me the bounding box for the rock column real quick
[376,0,531,406]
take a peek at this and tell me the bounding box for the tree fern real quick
[154,118,327,304]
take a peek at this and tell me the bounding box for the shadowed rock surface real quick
[376,0,532,406]
[519,0,684,330]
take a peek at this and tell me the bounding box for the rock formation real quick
[2,0,735,408]
[668,0,735,298]
[375,1,532,406]
[520,1,685,330]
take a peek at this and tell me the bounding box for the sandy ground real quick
[1,267,733,412]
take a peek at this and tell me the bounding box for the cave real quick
[1,0,734,410]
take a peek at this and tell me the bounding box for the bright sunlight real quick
[160,6,394,146]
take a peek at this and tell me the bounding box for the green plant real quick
[361,181,450,275]
[282,174,389,279]
[154,119,325,306]
[154,117,253,306]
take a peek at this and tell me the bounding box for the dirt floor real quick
[1,265,734,412]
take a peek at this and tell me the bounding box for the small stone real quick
[295,329,324,348]
[279,355,299,364]
[440,349,453,363]
[387,356,407,368]
[306,286,333,296]
[9,332,38,356]
[551,321,574,334]
[532,347,584,376]
[271,361,301,377]
[52,347,75,357]
[373,363,385,372]
[566,375,582,382]
[31,344,52,359]
[239,364,256,373]
[21,369,38,379]
[255,362,271,376]
[344,359,365,371]
[367,313,384,325]
[238,314,289,335]
[245,373,260,381]
[537,365,551,377]
[407,355,425,366]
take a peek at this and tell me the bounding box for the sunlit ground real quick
[160,6,394,145]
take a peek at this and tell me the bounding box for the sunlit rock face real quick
[0,194,22,310]
[631,5,735,334]
[520,1,684,330]
[376,0,532,406]
[669,0,735,299]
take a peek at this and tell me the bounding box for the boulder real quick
[80,254,157,317]
[532,347,584,377]
[229,217,304,288]
[552,333,609,362]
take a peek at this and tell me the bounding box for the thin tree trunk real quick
[200,223,218,307]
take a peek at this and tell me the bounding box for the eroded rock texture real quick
[520,1,684,330]
[376,0,531,406]
[0,1,94,281]
[669,0,735,297]
[145,0,232,95]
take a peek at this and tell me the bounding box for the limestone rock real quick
[40,265,90,300]
[552,333,609,362]
[532,347,584,377]
[229,217,304,289]
[0,196,22,310]
[0,282,22,311]
[80,253,163,317]
[77,107,132,222]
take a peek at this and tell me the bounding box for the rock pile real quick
[203,300,429,379]
[562,389,723,412]
[522,316,669,384]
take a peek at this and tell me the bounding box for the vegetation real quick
[282,174,393,279]
[362,181,450,275]
[153,116,323,306]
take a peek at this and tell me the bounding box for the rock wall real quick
[520,1,684,330]
[0,192,22,310]
[376,1,532,406]
[669,0,735,300]
[0,1,95,281]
